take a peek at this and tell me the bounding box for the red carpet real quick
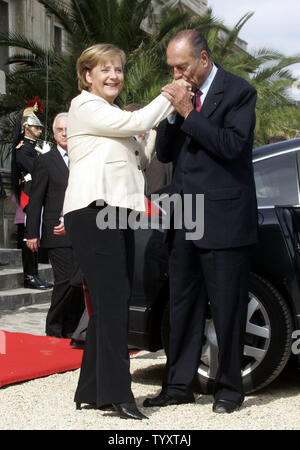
[0,330,140,388]
[0,330,83,388]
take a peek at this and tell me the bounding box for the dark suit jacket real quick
[145,155,172,196]
[156,65,258,249]
[25,147,71,248]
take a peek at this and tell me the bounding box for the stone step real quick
[0,248,22,268]
[0,287,52,313]
[0,263,54,291]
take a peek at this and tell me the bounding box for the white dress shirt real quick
[57,145,69,167]
[198,62,218,104]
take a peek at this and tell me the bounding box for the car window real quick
[254,152,300,207]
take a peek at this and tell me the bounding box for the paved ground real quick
[0,303,300,432]
[0,301,50,336]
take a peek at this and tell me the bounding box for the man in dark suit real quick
[25,113,84,338]
[144,30,258,413]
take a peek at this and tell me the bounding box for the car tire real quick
[161,272,293,394]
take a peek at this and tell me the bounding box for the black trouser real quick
[18,221,37,276]
[17,223,25,249]
[65,205,135,407]
[46,247,84,338]
[163,227,252,405]
[22,241,38,276]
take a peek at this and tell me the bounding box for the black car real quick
[128,138,300,394]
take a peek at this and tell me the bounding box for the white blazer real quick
[63,90,174,215]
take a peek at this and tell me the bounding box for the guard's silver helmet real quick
[22,114,44,129]
[21,100,44,131]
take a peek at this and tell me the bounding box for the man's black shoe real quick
[70,339,85,349]
[143,391,195,408]
[24,275,52,290]
[212,399,240,414]
[35,275,54,288]
[63,332,74,339]
[112,402,148,420]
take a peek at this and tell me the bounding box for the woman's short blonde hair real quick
[76,43,126,92]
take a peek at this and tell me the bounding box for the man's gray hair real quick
[52,112,68,132]
[169,29,211,59]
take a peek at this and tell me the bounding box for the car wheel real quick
[161,272,293,394]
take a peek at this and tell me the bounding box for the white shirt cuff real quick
[167,113,176,124]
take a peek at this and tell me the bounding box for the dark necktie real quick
[64,152,70,168]
[195,89,202,112]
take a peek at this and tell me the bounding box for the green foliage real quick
[0,0,299,155]
[0,0,221,138]
[205,13,300,146]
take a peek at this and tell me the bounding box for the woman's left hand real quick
[172,79,193,90]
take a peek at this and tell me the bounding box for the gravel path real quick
[1,349,300,431]
[1,302,300,431]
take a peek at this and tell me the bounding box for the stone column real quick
[13,0,26,35]
[0,169,17,248]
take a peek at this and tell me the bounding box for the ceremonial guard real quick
[11,97,53,290]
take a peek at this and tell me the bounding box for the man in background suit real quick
[123,103,173,195]
[144,30,258,413]
[25,113,84,338]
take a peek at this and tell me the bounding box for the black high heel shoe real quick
[112,402,148,420]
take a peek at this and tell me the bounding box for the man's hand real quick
[53,221,66,236]
[161,81,194,118]
[26,238,40,252]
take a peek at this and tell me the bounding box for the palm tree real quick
[0,0,222,146]
[249,50,300,145]
[207,12,300,146]
[1,2,299,150]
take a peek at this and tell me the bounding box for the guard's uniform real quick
[15,137,40,279]
[15,137,38,211]
[11,98,52,290]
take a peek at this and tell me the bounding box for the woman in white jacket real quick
[63,43,188,420]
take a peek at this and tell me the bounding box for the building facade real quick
[0,0,71,75]
[0,0,208,74]
[0,0,73,245]
[142,0,208,32]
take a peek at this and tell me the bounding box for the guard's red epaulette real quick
[15,140,23,149]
